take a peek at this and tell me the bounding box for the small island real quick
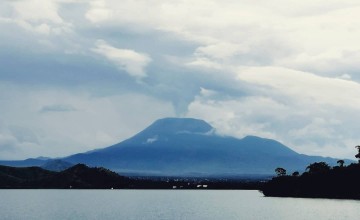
[261,146,360,200]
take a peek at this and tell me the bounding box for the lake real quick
[0,190,359,220]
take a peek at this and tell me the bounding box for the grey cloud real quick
[39,104,77,113]
[0,133,17,152]
[0,84,176,159]
[9,126,39,144]
[0,125,40,156]
[2,0,360,160]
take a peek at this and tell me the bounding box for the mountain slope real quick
[41,159,74,171]
[62,118,345,176]
[0,118,349,176]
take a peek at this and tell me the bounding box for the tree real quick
[355,146,360,163]
[275,167,286,176]
[337,160,345,167]
[292,171,300,177]
[306,162,330,174]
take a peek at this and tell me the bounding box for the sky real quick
[1,0,360,160]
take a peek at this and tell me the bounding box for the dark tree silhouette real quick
[262,160,360,199]
[292,171,300,176]
[355,145,360,163]
[306,162,330,174]
[275,167,286,176]
[337,160,345,167]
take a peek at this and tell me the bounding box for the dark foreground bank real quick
[0,164,266,189]
[261,163,360,200]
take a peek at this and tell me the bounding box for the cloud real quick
[78,0,360,81]
[12,0,64,24]
[146,135,158,144]
[0,0,74,35]
[2,0,360,160]
[0,83,175,159]
[186,68,360,159]
[85,0,112,23]
[0,125,41,159]
[0,132,18,153]
[194,42,247,60]
[237,66,360,109]
[186,57,222,70]
[92,40,152,80]
[40,104,77,113]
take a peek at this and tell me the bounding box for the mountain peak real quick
[141,118,213,135]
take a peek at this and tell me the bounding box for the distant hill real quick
[0,165,54,188]
[0,118,351,176]
[0,158,48,167]
[0,164,266,189]
[0,164,129,189]
[41,159,74,171]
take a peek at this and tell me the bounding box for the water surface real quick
[0,190,359,220]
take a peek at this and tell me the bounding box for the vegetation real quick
[261,146,360,200]
[275,167,286,176]
[292,171,299,176]
[305,162,330,174]
[355,145,360,163]
[0,164,266,189]
[0,164,130,189]
[337,159,344,167]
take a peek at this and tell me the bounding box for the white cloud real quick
[186,67,360,159]
[92,40,152,80]
[85,0,112,23]
[195,43,246,60]
[12,0,64,24]
[0,0,74,36]
[237,66,360,109]
[146,135,158,144]
[79,0,360,79]
[35,23,51,35]
[340,74,352,80]
[186,57,222,70]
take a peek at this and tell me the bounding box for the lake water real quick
[0,190,359,220]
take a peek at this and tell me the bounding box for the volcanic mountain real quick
[0,118,346,176]
[62,118,343,176]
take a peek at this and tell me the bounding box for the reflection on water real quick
[0,190,359,220]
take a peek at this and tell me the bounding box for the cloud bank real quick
[1,0,360,159]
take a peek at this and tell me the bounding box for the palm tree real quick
[337,160,345,167]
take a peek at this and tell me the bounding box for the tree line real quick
[262,145,360,199]
[275,145,360,177]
